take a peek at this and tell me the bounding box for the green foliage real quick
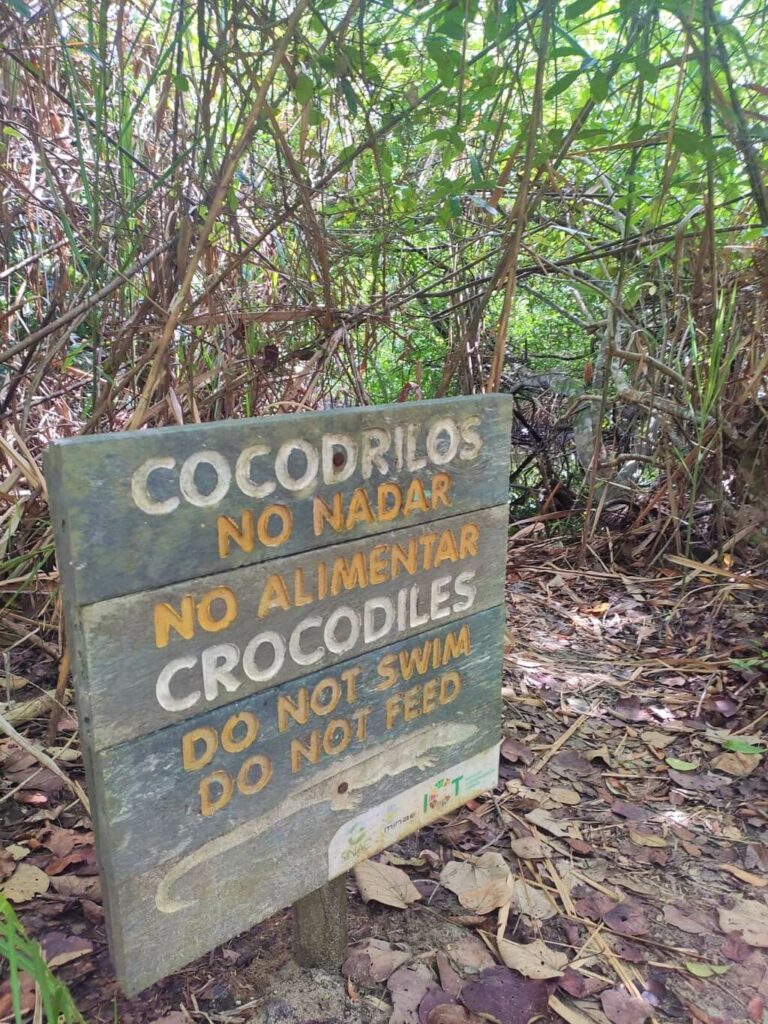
[0,898,84,1024]
[2,0,766,554]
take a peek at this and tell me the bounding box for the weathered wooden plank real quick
[44,395,513,605]
[44,397,513,997]
[104,736,500,995]
[90,606,503,879]
[79,505,508,751]
[293,877,348,969]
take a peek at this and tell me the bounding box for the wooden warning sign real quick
[45,395,513,994]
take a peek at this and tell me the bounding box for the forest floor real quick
[1,537,767,1024]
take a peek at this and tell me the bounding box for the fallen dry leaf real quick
[628,830,667,848]
[558,967,611,997]
[525,808,579,838]
[602,901,648,936]
[0,745,64,796]
[418,988,460,1024]
[550,787,581,806]
[717,900,768,947]
[82,898,104,924]
[711,751,761,776]
[0,863,50,903]
[41,931,93,969]
[436,952,463,996]
[460,966,550,1024]
[510,877,557,921]
[746,995,765,1022]
[549,994,604,1024]
[640,730,675,749]
[426,1007,478,1024]
[388,964,438,1024]
[662,904,712,935]
[440,853,512,914]
[446,936,495,974]
[717,864,766,887]
[601,988,653,1024]
[510,837,549,860]
[354,860,421,910]
[721,930,753,961]
[574,892,616,920]
[343,939,411,985]
[49,874,101,899]
[610,800,647,822]
[497,938,567,979]
[567,838,597,857]
[40,826,92,859]
[0,850,14,882]
[6,845,29,861]
[501,737,534,765]
[609,937,647,964]
[0,973,36,1020]
[46,849,94,875]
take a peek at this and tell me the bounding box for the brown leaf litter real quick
[1,548,767,1024]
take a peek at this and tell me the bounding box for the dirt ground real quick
[2,539,767,1024]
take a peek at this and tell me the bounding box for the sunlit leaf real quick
[635,55,659,83]
[565,0,601,19]
[294,72,315,106]
[590,70,609,102]
[719,737,764,755]
[685,962,730,978]
[546,69,583,99]
[7,0,32,16]
[673,127,701,154]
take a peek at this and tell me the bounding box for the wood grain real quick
[44,397,513,996]
[91,605,503,879]
[45,395,513,605]
[80,505,507,750]
[104,733,500,994]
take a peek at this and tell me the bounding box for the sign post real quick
[45,396,513,994]
[293,877,348,969]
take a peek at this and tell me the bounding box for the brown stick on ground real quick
[46,644,71,746]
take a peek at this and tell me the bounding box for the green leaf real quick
[425,38,459,88]
[546,69,583,99]
[2,126,23,139]
[565,0,600,19]
[590,70,609,102]
[7,0,32,17]
[174,74,189,93]
[686,962,730,978]
[437,196,460,226]
[635,56,659,83]
[340,78,358,117]
[294,72,315,105]
[673,127,701,154]
[666,758,697,771]
[434,9,466,41]
[720,737,764,755]
[469,154,484,186]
